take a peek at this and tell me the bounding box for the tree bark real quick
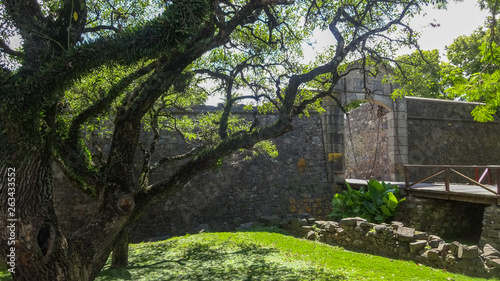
[110,229,129,268]
[0,152,86,280]
[0,148,128,280]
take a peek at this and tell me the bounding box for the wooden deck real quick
[346,179,500,205]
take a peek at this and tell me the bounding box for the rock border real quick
[279,214,500,278]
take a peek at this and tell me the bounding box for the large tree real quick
[0,0,443,280]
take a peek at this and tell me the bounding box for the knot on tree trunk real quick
[117,195,135,213]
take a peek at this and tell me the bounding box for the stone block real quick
[449,241,463,256]
[306,230,316,240]
[485,258,500,269]
[414,231,428,241]
[426,249,441,261]
[461,245,481,259]
[410,240,427,254]
[390,221,404,230]
[483,243,500,258]
[428,235,444,248]
[396,226,415,242]
[374,224,393,234]
[339,217,366,227]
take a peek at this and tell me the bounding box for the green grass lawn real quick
[1,228,498,281]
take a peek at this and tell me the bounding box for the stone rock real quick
[391,221,404,230]
[359,221,374,229]
[449,241,463,256]
[414,231,428,240]
[461,245,481,259]
[324,221,340,233]
[374,224,393,234]
[396,226,415,242]
[301,225,313,234]
[483,244,500,258]
[445,253,456,263]
[428,235,444,248]
[426,249,441,261]
[307,217,317,224]
[410,240,428,254]
[437,243,449,252]
[353,239,364,247]
[485,258,500,269]
[339,217,366,227]
[290,218,309,230]
[259,215,281,226]
[306,230,316,240]
[314,220,330,228]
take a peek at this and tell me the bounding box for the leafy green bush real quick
[329,180,406,223]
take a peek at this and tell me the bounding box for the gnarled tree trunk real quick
[0,148,132,280]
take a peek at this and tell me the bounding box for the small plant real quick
[329,179,406,223]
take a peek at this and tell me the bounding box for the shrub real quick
[329,179,406,223]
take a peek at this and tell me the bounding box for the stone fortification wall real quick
[281,215,500,278]
[406,97,500,181]
[345,102,390,180]
[52,105,334,241]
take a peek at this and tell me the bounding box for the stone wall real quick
[481,205,500,250]
[52,105,334,241]
[344,97,500,182]
[406,97,500,181]
[395,196,486,240]
[281,215,500,278]
[345,102,390,180]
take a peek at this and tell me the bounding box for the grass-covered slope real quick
[1,228,497,280]
[92,228,497,281]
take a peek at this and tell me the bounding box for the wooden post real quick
[445,167,450,192]
[404,166,409,188]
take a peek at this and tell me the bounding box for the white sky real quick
[402,0,489,56]
[305,0,489,62]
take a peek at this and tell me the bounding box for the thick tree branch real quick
[0,38,23,57]
[68,59,161,144]
[2,0,46,34]
[132,116,294,218]
[288,0,416,117]
[84,25,120,34]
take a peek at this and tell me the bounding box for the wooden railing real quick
[403,164,500,195]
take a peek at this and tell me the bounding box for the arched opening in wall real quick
[344,100,392,181]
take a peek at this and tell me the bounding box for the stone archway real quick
[320,71,408,189]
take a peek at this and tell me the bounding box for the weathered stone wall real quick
[281,215,500,278]
[345,102,390,180]
[129,110,333,241]
[406,97,500,181]
[52,105,334,241]
[394,196,486,240]
[480,205,500,250]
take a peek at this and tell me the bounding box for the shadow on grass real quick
[97,235,346,281]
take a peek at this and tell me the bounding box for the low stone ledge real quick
[280,215,500,278]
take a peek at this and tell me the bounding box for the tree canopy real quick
[390,0,500,122]
[0,0,449,280]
